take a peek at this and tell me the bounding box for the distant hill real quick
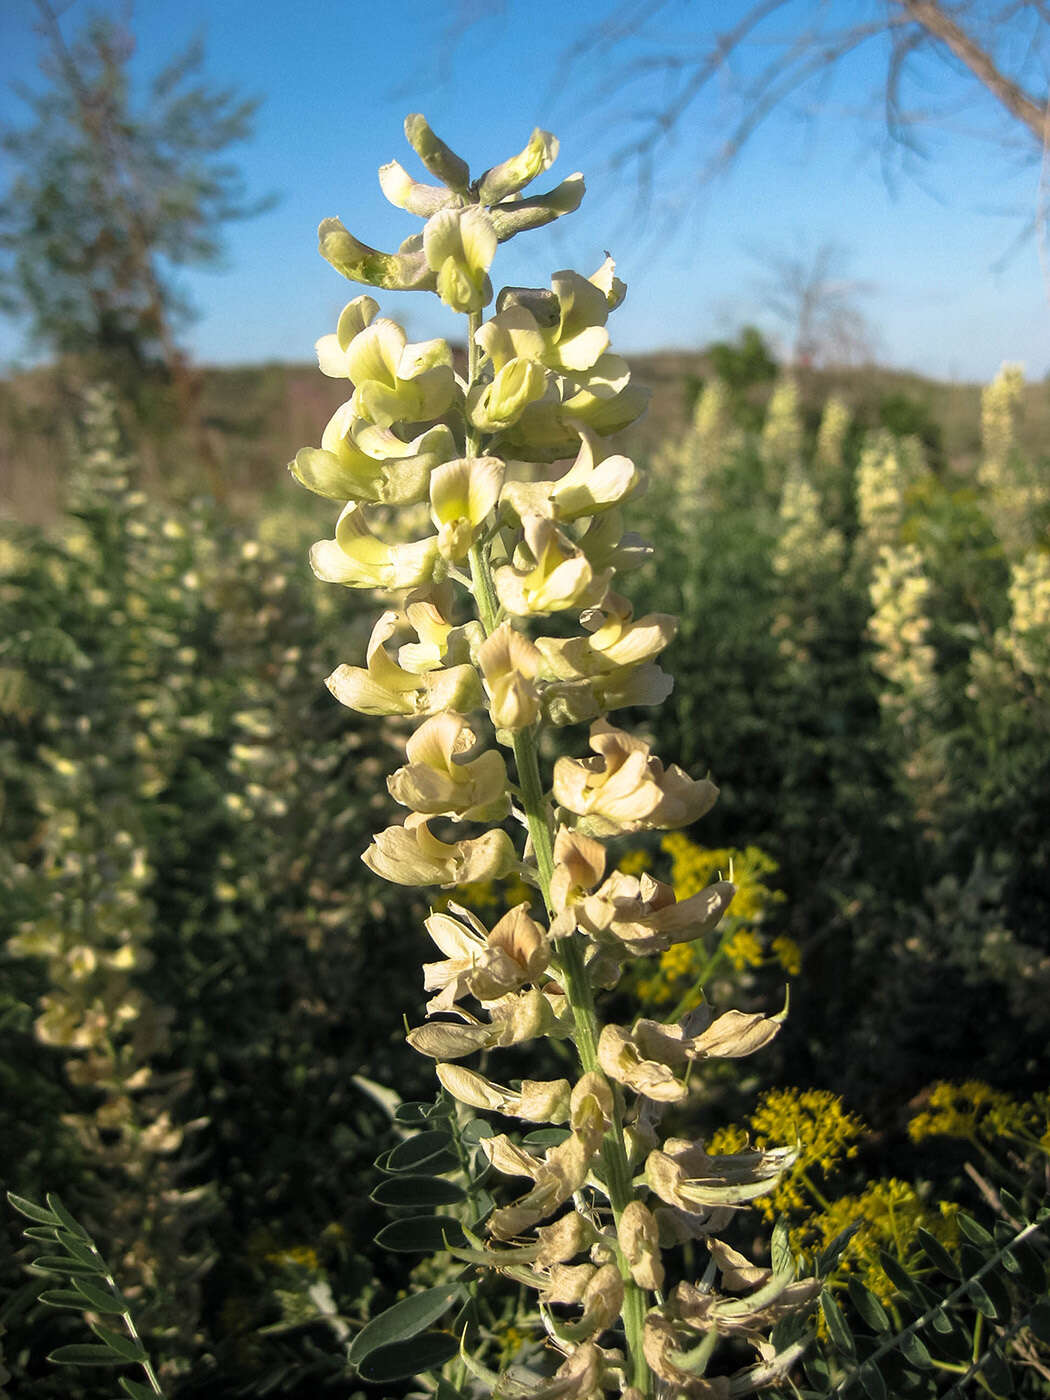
[2,354,1047,525]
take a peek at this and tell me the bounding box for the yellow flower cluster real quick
[710,1088,964,1308]
[661,832,782,918]
[794,1179,959,1309]
[440,873,537,916]
[705,1123,751,1156]
[908,1080,1048,1152]
[499,1322,535,1365]
[723,928,764,971]
[631,834,794,1007]
[750,1087,866,1220]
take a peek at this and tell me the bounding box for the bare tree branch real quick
[902,0,1049,143]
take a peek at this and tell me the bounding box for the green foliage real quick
[638,368,1050,1111]
[790,1206,1050,1399]
[0,388,430,1396]
[7,1192,163,1395]
[708,325,780,394]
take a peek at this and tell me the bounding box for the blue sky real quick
[1,0,1047,382]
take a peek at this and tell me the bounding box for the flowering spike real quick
[292,115,807,1395]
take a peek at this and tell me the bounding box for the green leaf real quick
[521,1127,569,1147]
[39,1289,96,1310]
[898,1332,933,1369]
[916,1229,959,1279]
[22,1226,61,1242]
[374,1215,467,1253]
[1029,1298,1050,1344]
[48,1343,122,1366]
[956,1212,994,1249]
[460,1119,495,1144]
[847,1278,890,1332]
[74,1277,127,1313]
[978,1348,1014,1396]
[55,1230,102,1270]
[434,1382,470,1400]
[89,1323,146,1363]
[929,1306,952,1334]
[394,1100,453,1125]
[118,1380,157,1400]
[469,1189,494,1226]
[771,1216,792,1277]
[370,1175,466,1207]
[821,1289,855,1357]
[1010,1240,1047,1293]
[383,1130,457,1173]
[966,1278,998,1319]
[976,1264,1012,1321]
[30,1255,103,1277]
[803,1347,831,1388]
[818,1222,860,1276]
[356,1329,459,1383]
[47,1193,90,1241]
[7,1192,59,1226]
[876,1249,917,1298]
[347,1283,465,1365]
[858,1363,887,1400]
[999,1190,1024,1219]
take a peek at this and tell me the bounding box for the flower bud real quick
[477,127,559,205]
[318,218,436,292]
[423,207,497,314]
[618,1200,665,1291]
[478,622,542,731]
[403,114,471,192]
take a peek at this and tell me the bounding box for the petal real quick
[477,127,559,205]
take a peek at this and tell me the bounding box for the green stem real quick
[466,539,652,1395]
[797,1166,833,1214]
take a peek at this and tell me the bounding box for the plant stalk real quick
[466,538,652,1395]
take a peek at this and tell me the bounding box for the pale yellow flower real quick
[291,408,455,504]
[420,901,549,1011]
[501,427,639,522]
[429,456,505,561]
[344,317,458,428]
[310,503,437,590]
[436,1064,570,1122]
[313,295,380,377]
[478,621,542,730]
[388,712,509,822]
[423,206,497,314]
[325,611,481,716]
[494,514,610,616]
[552,720,718,836]
[362,813,518,887]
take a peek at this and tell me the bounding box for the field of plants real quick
[4,0,1050,1389]
[2,338,1048,1397]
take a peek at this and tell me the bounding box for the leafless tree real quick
[443,1,1050,222]
[748,240,878,367]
